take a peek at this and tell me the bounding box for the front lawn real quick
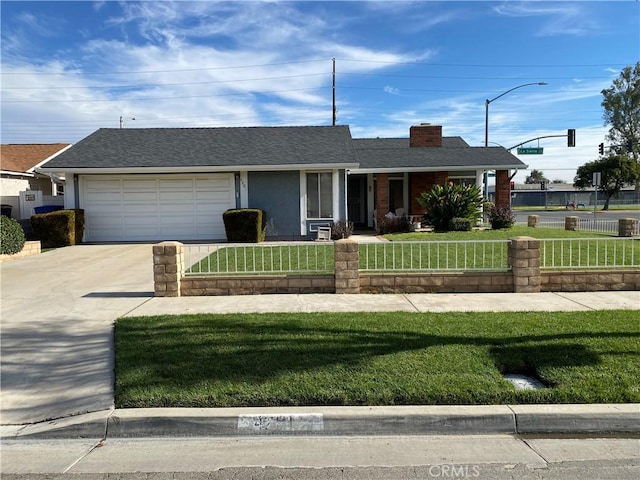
[115,311,639,408]
[382,225,612,241]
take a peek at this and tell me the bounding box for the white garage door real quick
[81,174,236,242]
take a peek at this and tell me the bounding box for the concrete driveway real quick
[0,244,154,425]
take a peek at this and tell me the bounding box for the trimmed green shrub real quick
[450,217,472,231]
[488,204,516,230]
[1,215,26,255]
[379,215,411,234]
[31,209,85,248]
[222,208,267,243]
[331,220,354,240]
[417,183,483,232]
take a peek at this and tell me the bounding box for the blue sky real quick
[1,0,638,182]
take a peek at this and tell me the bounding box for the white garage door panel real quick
[82,174,235,241]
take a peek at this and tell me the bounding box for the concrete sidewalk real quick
[1,244,639,437]
[125,290,640,316]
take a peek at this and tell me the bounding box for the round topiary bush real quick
[1,215,26,255]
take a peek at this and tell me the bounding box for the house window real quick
[306,172,333,218]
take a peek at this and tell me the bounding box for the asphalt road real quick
[2,435,638,479]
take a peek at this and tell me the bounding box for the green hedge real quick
[31,209,85,248]
[222,208,267,243]
[0,215,26,255]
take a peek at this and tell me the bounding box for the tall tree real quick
[601,62,640,199]
[524,169,548,184]
[573,154,636,210]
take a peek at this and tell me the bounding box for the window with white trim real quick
[306,172,333,218]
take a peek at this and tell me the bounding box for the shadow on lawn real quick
[115,316,635,391]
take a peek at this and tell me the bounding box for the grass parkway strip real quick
[115,310,639,408]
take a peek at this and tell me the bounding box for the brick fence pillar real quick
[335,238,359,294]
[618,218,638,237]
[508,236,540,293]
[527,215,540,228]
[153,241,184,297]
[565,216,580,231]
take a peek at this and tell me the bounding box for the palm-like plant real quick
[417,183,483,232]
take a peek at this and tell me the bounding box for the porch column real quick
[375,173,389,233]
[494,170,511,208]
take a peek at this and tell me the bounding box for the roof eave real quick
[352,164,528,174]
[38,163,360,175]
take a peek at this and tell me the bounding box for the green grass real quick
[382,225,612,242]
[115,311,640,408]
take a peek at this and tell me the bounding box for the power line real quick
[0,59,330,76]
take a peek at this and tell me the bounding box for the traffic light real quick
[510,181,515,190]
[598,143,604,155]
[567,129,575,147]
[540,181,547,190]
[626,139,633,152]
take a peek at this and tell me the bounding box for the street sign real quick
[517,147,544,155]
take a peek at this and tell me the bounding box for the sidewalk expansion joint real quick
[402,294,421,312]
[552,292,598,311]
[521,438,551,466]
[121,296,155,317]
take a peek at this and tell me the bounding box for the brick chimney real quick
[409,123,442,147]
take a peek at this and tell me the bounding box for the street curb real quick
[3,404,638,439]
[510,404,640,434]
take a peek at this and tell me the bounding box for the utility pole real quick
[332,58,336,126]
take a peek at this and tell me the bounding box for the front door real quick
[347,175,367,228]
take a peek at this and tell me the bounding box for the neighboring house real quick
[39,124,526,242]
[0,143,71,218]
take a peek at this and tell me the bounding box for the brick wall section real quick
[153,241,184,297]
[335,238,360,293]
[508,236,541,293]
[619,218,638,237]
[181,275,335,295]
[375,173,389,231]
[542,270,639,292]
[360,272,513,293]
[0,241,41,263]
[409,172,449,216]
[409,125,442,147]
[409,173,434,215]
[494,170,511,208]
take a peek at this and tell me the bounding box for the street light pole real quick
[483,82,547,199]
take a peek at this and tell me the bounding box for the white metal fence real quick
[540,238,639,270]
[183,238,640,275]
[528,216,639,236]
[359,240,510,272]
[184,243,334,276]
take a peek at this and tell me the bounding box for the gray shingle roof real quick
[354,139,526,170]
[354,137,469,149]
[41,125,526,172]
[42,126,356,169]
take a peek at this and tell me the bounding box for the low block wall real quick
[0,241,41,263]
[181,275,335,296]
[360,272,513,294]
[542,270,640,292]
[154,239,639,296]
